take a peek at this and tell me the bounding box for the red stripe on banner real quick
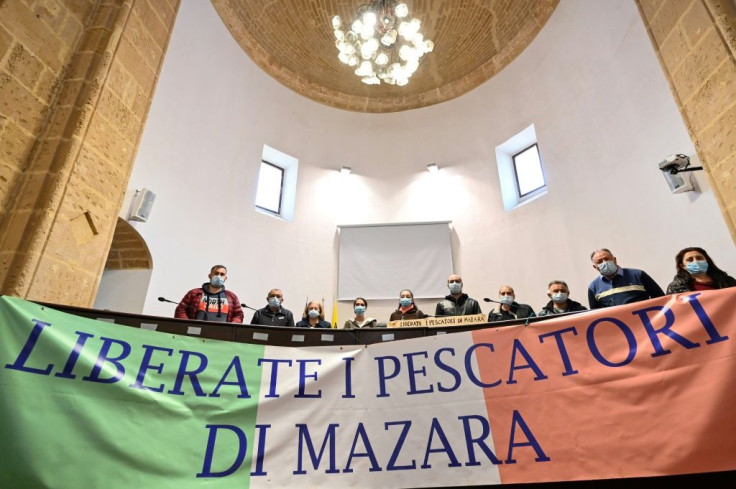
[470,289,736,484]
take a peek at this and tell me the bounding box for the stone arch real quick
[94,218,153,314]
[104,219,153,270]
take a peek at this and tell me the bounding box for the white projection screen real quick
[337,222,454,300]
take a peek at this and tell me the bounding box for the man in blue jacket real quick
[588,248,664,309]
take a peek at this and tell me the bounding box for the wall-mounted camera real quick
[657,154,702,194]
[658,154,691,173]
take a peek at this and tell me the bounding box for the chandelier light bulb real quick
[360,24,374,40]
[362,11,377,27]
[395,3,409,18]
[332,15,342,29]
[375,52,389,65]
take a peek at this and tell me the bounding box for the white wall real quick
[120,0,735,324]
[94,269,153,313]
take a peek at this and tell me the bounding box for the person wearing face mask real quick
[344,297,379,329]
[295,301,332,329]
[588,248,664,309]
[389,289,427,321]
[174,265,244,323]
[666,247,736,294]
[250,288,295,326]
[536,280,588,317]
[435,274,482,316]
[488,285,535,322]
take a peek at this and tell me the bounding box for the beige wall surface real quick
[636,0,736,242]
[0,0,179,306]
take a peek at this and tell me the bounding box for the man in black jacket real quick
[488,285,535,322]
[250,288,295,326]
[537,280,588,317]
[435,274,482,316]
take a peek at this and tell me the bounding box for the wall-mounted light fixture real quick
[340,166,352,175]
[427,163,439,173]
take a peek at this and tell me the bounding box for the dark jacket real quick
[174,284,244,323]
[536,299,587,317]
[250,306,295,326]
[666,269,736,294]
[295,319,332,329]
[488,302,535,322]
[435,293,482,317]
[389,304,427,321]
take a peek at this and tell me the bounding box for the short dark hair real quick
[590,248,612,261]
[547,280,569,289]
[353,297,367,307]
[210,264,227,272]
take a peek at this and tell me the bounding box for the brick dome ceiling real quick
[211,0,559,113]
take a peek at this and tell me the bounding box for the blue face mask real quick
[686,260,709,275]
[268,297,281,308]
[399,297,413,307]
[499,295,514,306]
[598,260,617,276]
[210,276,225,288]
[354,305,366,315]
[308,309,320,318]
[449,282,462,294]
[551,292,568,304]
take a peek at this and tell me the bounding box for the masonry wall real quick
[0,0,179,306]
[636,0,736,242]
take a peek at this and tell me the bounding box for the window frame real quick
[494,123,548,211]
[512,143,546,198]
[255,159,285,216]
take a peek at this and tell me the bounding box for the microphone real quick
[483,297,502,304]
[241,303,260,312]
[158,297,178,305]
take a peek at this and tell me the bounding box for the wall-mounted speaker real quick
[129,188,156,222]
[661,170,694,194]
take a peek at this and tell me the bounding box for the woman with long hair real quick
[389,289,427,321]
[666,247,736,293]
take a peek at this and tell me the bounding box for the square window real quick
[513,144,545,197]
[495,124,547,210]
[255,161,284,214]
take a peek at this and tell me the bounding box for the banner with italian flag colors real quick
[1,289,735,488]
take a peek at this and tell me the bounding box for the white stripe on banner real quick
[250,335,500,488]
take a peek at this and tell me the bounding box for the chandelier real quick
[332,1,434,86]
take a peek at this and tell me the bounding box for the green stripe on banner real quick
[0,296,266,489]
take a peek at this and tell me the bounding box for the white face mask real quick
[268,297,281,308]
[449,282,462,294]
[308,309,320,318]
[499,295,514,306]
[551,292,568,304]
[598,260,617,276]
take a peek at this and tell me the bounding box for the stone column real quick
[0,0,180,306]
[636,0,736,243]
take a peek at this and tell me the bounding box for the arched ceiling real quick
[211,0,559,113]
